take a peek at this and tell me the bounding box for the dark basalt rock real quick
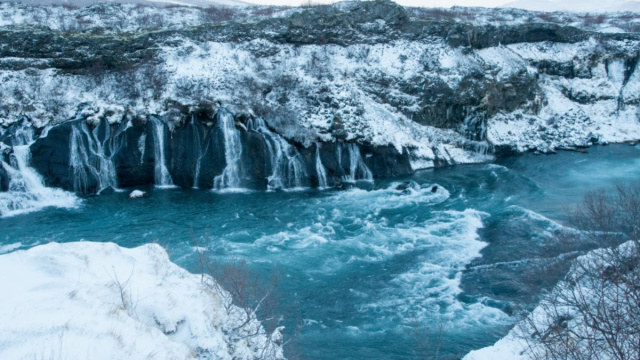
[361,144,412,178]
[493,144,519,158]
[192,122,226,190]
[300,141,414,187]
[30,121,75,191]
[311,141,348,185]
[113,121,155,188]
[167,119,202,189]
[23,107,416,195]
[0,168,7,192]
[395,181,420,194]
[0,149,9,191]
[240,130,270,190]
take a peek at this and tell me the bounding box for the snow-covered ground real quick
[0,242,285,360]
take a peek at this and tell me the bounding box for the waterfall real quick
[69,120,122,194]
[191,115,211,189]
[213,110,243,190]
[149,117,174,188]
[315,144,328,189]
[137,133,146,165]
[247,118,307,190]
[0,145,78,217]
[342,143,373,183]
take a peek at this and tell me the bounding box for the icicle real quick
[149,117,174,188]
[214,110,243,190]
[315,144,328,189]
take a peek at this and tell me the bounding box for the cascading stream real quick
[247,118,307,190]
[192,119,208,189]
[315,144,328,189]
[149,117,174,188]
[344,143,373,183]
[214,110,243,190]
[0,143,78,217]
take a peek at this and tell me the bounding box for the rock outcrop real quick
[22,110,411,195]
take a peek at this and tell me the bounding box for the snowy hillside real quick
[0,242,285,360]
[0,0,639,198]
[503,0,640,13]
[7,0,251,8]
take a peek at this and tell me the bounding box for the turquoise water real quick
[1,145,639,359]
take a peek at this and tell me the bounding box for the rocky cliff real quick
[0,0,639,196]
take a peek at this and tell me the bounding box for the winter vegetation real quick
[465,180,640,360]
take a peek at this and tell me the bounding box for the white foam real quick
[358,209,509,327]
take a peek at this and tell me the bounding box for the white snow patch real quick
[0,242,285,360]
[129,189,147,198]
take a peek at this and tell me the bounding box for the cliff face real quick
[0,0,639,195]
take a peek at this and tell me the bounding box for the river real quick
[1,144,639,359]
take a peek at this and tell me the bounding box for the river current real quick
[1,144,639,359]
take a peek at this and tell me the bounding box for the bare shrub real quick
[140,64,168,101]
[414,8,457,21]
[299,0,323,8]
[252,7,279,17]
[518,181,640,360]
[110,266,138,319]
[305,50,330,79]
[193,235,290,359]
[202,6,236,23]
[408,319,450,359]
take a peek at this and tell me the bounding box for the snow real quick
[503,0,640,13]
[464,334,527,360]
[129,189,147,198]
[0,242,285,360]
[486,38,640,152]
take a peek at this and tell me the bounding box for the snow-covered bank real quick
[0,242,285,360]
[464,240,640,360]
